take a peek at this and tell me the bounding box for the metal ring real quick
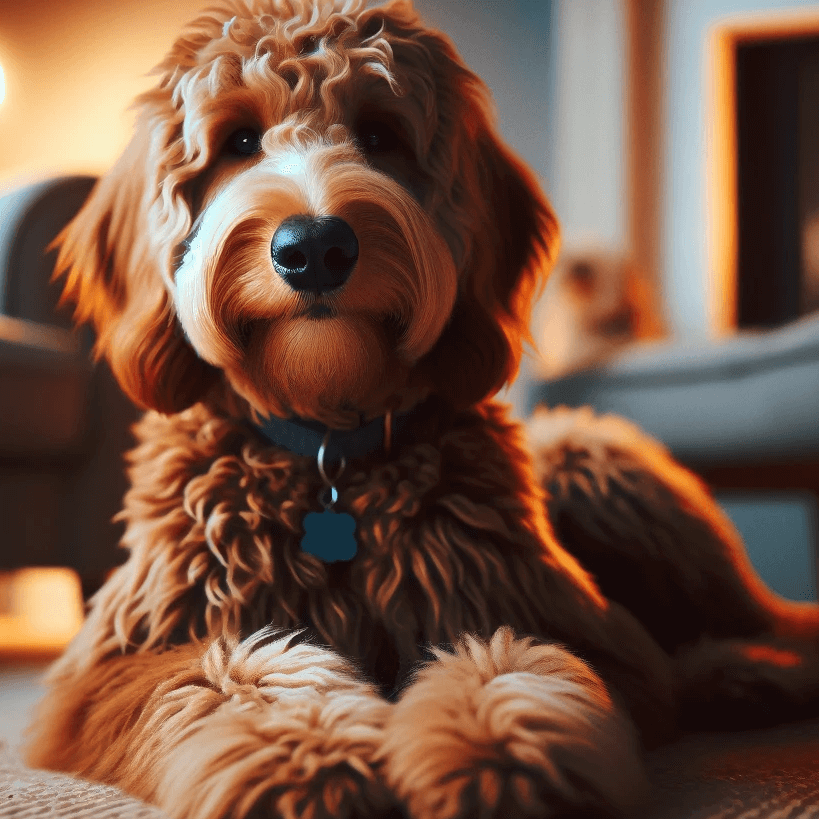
[318,484,339,510]
[317,430,346,487]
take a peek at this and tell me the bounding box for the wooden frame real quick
[707,8,819,334]
[626,0,665,312]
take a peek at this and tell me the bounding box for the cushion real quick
[531,314,819,465]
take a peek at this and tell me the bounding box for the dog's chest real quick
[195,436,494,685]
[127,405,551,689]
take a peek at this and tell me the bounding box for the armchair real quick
[0,176,139,594]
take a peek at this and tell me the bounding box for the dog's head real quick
[58,0,558,427]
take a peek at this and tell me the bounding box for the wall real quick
[0,0,212,187]
[0,1,553,187]
[549,0,627,251]
[417,0,554,185]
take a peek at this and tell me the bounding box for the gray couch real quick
[531,315,819,466]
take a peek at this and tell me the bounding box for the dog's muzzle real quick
[271,215,359,294]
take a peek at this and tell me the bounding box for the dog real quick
[535,249,666,380]
[25,1,819,818]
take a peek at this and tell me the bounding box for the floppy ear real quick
[56,109,220,414]
[412,29,560,408]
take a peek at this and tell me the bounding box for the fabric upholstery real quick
[531,314,819,466]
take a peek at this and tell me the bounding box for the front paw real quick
[163,687,395,819]
[152,629,398,819]
[381,628,646,819]
[241,754,395,819]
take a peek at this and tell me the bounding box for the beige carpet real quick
[645,718,819,818]
[0,741,169,818]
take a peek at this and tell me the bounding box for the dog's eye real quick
[355,118,400,154]
[225,127,263,157]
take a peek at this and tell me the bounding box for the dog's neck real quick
[253,409,415,465]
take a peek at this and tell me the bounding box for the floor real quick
[0,568,83,750]
[0,663,49,749]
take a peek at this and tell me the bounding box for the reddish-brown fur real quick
[25,1,819,817]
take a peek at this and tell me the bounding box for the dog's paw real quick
[241,755,395,819]
[674,636,819,729]
[151,629,397,819]
[381,628,646,819]
[161,686,394,819]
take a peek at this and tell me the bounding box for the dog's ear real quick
[412,29,560,408]
[56,110,220,414]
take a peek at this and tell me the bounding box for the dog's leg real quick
[381,627,645,819]
[26,628,395,819]
[528,405,819,726]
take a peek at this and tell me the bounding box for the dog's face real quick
[58,0,558,426]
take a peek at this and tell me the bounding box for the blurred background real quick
[1,0,819,685]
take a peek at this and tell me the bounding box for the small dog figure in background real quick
[536,250,666,380]
[25,1,819,818]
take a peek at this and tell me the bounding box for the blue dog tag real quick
[301,510,358,562]
[301,435,358,562]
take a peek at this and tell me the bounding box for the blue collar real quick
[253,409,413,465]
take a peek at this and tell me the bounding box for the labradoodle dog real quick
[26,1,819,818]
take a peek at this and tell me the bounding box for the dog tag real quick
[301,436,358,562]
[301,510,358,562]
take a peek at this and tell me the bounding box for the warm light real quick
[0,61,5,106]
[742,644,802,669]
[0,568,84,656]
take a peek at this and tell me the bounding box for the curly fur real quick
[56,0,553,425]
[528,406,819,728]
[31,628,393,819]
[24,1,819,818]
[381,627,646,819]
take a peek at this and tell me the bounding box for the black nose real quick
[271,215,359,293]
